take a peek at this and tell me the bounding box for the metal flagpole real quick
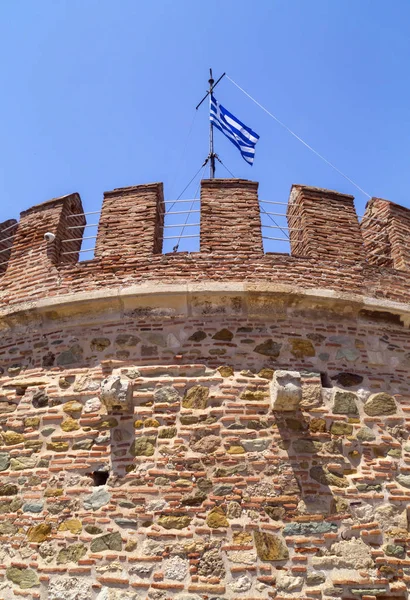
[196,69,225,179]
[208,69,216,178]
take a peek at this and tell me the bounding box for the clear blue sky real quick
[0,0,409,254]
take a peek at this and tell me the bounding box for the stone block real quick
[100,375,133,412]
[270,370,302,411]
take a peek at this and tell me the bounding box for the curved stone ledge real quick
[1,280,409,330]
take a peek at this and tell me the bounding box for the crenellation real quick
[200,179,263,254]
[287,184,364,261]
[362,196,410,271]
[0,219,17,275]
[0,180,410,311]
[94,183,165,262]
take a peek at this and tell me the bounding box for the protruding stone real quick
[2,431,24,445]
[356,426,376,442]
[290,338,315,358]
[90,337,111,351]
[0,483,18,495]
[57,344,83,366]
[364,393,397,416]
[217,365,234,377]
[100,375,132,412]
[396,474,410,489]
[59,375,76,389]
[307,572,326,585]
[254,339,282,357]
[10,456,36,470]
[63,401,83,415]
[72,438,94,450]
[48,577,90,600]
[57,543,87,564]
[115,334,140,347]
[330,421,353,436]
[310,465,349,488]
[212,328,233,341]
[292,439,322,454]
[191,435,221,454]
[61,417,80,432]
[276,573,303,592]
[154,386,180,404]
[46,442,69,452]
[27,523,52,542]
[158,427,177,439]
[309,418,326,433]
[271,371,302,411]
[6,567,39,589]
[333,390,358,415]
[182,385,209,409]
[129,436,156,457]
[206,506,229,528]
[229,575,252,592]
[258,368,274,380]
[254,530,289,561]
[90,532,122,552]
[0,453,10,471]
[227,501,242,519]
[158,515,191,529]
[24,416,40,428]
[265,506,285,520]
[58,519,82,534]
[283,521,337,535]
[241,438,271,452]
[83,487,111,510]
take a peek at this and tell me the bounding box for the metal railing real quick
[0,199,398,266]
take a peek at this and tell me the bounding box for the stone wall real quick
[0,287,409,600]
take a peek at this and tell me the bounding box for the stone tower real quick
[0,179,409,599]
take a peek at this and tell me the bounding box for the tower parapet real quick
[0,179,410,317]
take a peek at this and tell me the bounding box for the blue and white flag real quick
[210,94,260,165]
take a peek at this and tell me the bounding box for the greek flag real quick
[210,94,259,165]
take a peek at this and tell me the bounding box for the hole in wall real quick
[92,471,109,486]
[320,372,333,388]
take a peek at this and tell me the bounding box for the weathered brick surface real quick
[94,183,164,260]
[287,184,364,261]
[200,179,262,254]
[0,178,408,598]
[0,219,17,275]
[361,196,410,271]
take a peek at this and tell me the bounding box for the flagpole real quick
[209,69,216,179]
[195,69,225,179]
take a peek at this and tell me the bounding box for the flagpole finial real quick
[209,68,214,89]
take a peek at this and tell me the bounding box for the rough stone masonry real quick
[0,179,409,599]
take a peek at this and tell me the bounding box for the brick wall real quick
[0,220,17,276]
[287,185,364,261]
[0,179,410,310]
[200,179,263,254]
[361,197,410,270]
[94,183,164,263]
